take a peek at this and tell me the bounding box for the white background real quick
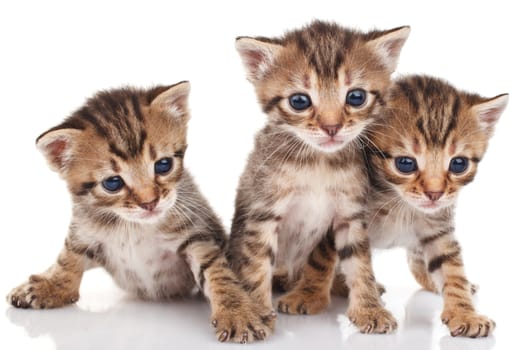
[0,1,520,349]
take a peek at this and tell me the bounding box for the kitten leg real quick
[421,233,494,337]
[335,217,397,334]
[331,273,349,297]
[180,237,275,343]
[272,267,293,293]
[277,230,337,315]
[7,238,85,309]
[331,273,386,297]
[229,218,279,311]
[408,248,478,295]
[407,248,439,293]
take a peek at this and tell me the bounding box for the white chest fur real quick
[368,210,418,249]
[273,162,364,278]
[75,220,195,300]
[367,205,437,250]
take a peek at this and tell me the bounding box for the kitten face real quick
[368,76,508,213]
[37,82,191,224]
[236,21,410,153]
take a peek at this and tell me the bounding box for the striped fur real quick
[229,21,409,334]
[300,75,507,337]
[7,82,274,343]
[364,75,507,338]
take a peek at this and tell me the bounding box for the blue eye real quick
[155,157,173,175]
[346,89,366,107]
[449,157,468,174]
[102,176,124,192]
[289,94,312,111]
[395,157,418,174]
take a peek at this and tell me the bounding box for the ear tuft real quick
[235,37,283,82]
[36,129,82,173]
[366,26,410,72]
[151,81,191,119]
[472,93,509,136]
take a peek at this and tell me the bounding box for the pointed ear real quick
[472,93,509,136]
[36,128,82,173]
[235,37,283,82]
[366,26,410,72]
[150,81,191,120]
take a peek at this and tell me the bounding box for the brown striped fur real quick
[300,75,507,337]
[365,75,507,338]
[229,21,409,334]
[6,82,274,343]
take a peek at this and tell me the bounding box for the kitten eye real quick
[289,94,312,111]
[449,157,469,174]
[346,89,367,107]
[155,157,173,175]
[395,157,418,174]
[102,176,125,193]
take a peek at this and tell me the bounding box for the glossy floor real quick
[1,253,507,350]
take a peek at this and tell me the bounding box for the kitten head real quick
[367,75,508,213]
[37,81,191,224]
[236,20,409,153]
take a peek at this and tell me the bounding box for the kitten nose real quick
[425,191,443,201]
[139,198,159,211]
[320,124,341,137]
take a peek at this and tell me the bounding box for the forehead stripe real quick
[131,94,144,121]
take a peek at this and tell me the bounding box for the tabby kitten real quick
[6,82,273,343]
[229,21,410,334]
[298,75,508,337]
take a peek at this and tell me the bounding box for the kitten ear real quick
[235,37,283,82]
[472,93,509,136]
[36,128,82,173]
[366,26,410,72]
[150,81,191,120]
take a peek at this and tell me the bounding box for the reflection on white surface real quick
[2,270,497,350]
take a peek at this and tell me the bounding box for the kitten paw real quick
[277,289,330,315]
[348,306,397,334]
[6,275,79,309]
[441,310,495,337]
[212,302,275,343]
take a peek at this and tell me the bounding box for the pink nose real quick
[424,191,443,201]
[320,124,341,137]
[139,198,159,211]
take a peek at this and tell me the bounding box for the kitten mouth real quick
[420,201,440,209]
[141,210,160,218]
[416,200,451,213]
[135,208,165,222]
[404,195,445,213]
[319,139,345,148]
[315,136,349,152]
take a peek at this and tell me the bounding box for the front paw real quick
[6,275,79,309]
[441,309,495,337]
[348,306,397,334]
[277,289,330,315]
[211,300,275,343]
